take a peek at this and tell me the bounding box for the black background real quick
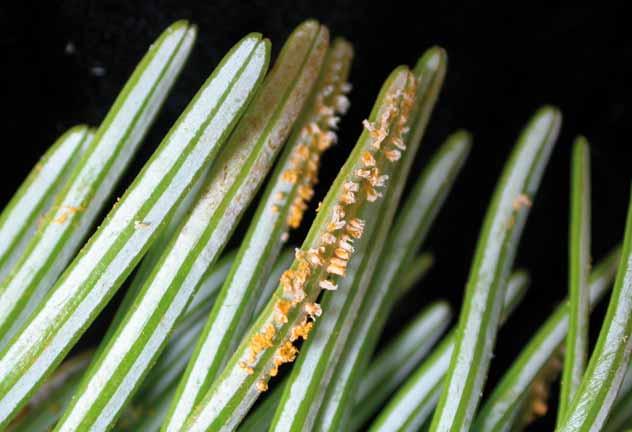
[1,1,631,429]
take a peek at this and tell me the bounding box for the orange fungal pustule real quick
[239,67,417,388]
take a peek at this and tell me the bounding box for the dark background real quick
[1,1,631,429]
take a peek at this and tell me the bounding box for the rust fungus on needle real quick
[290,318,314,342]
[275,56,350,230]
[241,69,418,388]
[512,193,532,211]
[255,380,269,393]
[52,205,85,224]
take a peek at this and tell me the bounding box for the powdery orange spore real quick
[290,318,314,342]
[512,193,532,211]
[255,380,269,392]
[241,69,417,388]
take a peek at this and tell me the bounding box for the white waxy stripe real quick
[164,22,332,432]
[135,256,234,404]
[186,356,259,432]
[373,273,527,431]
[0,127,89,281]
[93,277,194,430]
[432,109,559,432]
[351,303,451,421]
[164,201,286,432]
[0,31,266,427]
[379,345,453,431]
[141,320,206,402]
[52,38,268,431]
[167,41,350,431]
[0,22,193,346]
